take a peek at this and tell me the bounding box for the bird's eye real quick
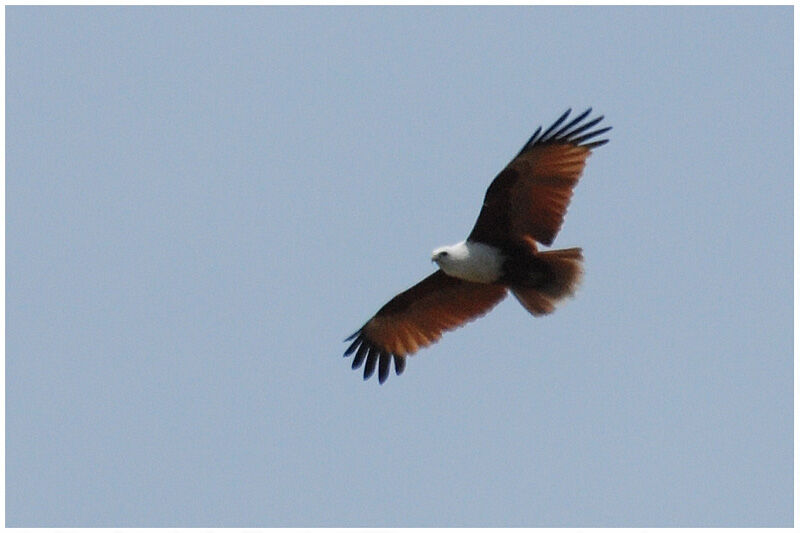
[440,251,448,257]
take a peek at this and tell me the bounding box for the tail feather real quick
[511,247,583,316]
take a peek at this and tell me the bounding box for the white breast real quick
[434,240,504,283]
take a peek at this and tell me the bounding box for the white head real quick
[432,242,468,270]
[431,240,503,283]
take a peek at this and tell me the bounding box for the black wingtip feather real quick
[584,138,610,149]
[393,354,406,376]
[363,348,379,380]
[378,352,391,384]
[571,125,612,146]
[538,108,571,142]
[528,125,542,143]
[561,115,604,142]
[552,107,592,140]
[352,343,369,369]
[520,126,542,154]
[344,336,361,357]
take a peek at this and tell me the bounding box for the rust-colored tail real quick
[511,247,583,316]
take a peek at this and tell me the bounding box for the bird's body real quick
[344,108,610,383]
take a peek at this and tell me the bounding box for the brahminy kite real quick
[344,108,610,383]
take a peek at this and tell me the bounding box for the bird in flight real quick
[344,108,610,383]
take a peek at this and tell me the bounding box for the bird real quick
[344,108,610,383]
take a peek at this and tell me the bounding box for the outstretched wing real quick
[469,108,611,247]
[344,270,507,383]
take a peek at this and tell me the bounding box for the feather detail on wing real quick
[468,108,611,247]
[344,270,507,383]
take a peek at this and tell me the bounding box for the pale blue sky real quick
[6,6,792,527]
